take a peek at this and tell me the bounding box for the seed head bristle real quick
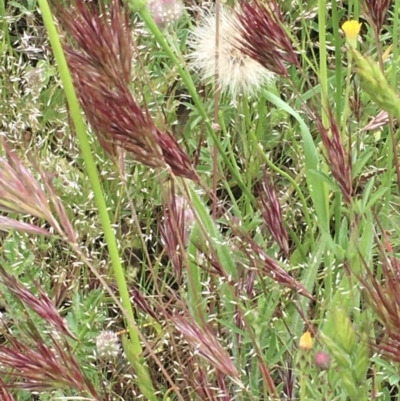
[235,0,300,76]
[188,5,275,97]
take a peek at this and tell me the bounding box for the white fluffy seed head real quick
[188,6,275,97]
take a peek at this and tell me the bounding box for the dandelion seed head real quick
[188,6,274,97]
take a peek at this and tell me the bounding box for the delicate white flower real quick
[188,6,274,97]
[147,0,184,28]
[96,330,120,360]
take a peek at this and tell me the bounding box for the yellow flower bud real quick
[342,20,362,47]
[299,331,313,350]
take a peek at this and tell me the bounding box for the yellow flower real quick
[342,20,362,47]
[299,331,313,350]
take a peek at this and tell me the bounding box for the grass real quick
[0,0,400,400]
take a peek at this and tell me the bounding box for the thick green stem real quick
[37,1,155,398]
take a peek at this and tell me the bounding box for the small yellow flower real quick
[299,331,313,350]
[342,20,362,47]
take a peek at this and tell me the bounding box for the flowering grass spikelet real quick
[188,6,274,97]
[363,0,390,33]
[235,0,299,76]
[315,110,353,204]
[58,0,198,181]
[258,170,289,256]
[350,47,400,120]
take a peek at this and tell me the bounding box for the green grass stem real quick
[36,1,156,399]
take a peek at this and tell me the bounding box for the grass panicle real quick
[363,0,391,34]
[0,266,75,339]
[172,314,239,378]
[0,140,76,241]
[258,169,289,256]
[160,188,195,283]
[0,379,16,401]
[0,269,99,397]
[360,231,400,363]
[234,229,313,300]
[57,0,197,180]
[0,335,99,396]
[235,0,299,76]
[193,367,231,401]
[314,110,353,205]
